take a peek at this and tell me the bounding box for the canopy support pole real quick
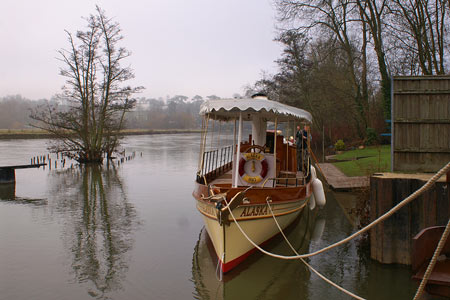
[233,112,243,188]
[274,117,278,178]
[286,119,290,171]
[198,115,210,174]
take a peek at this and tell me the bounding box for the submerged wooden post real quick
[0,181,15,199]
[0,168,15,184]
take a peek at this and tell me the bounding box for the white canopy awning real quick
[199,96,312,123]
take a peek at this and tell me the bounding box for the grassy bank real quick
[332,145,391,177]
[0,128,201,139]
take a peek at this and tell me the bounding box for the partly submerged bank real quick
[0,128,201,140]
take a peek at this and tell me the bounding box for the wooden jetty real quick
[0,164,46,184]
[317,163,369,191]
[370,172,449,265]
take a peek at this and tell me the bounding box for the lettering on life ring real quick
[238,152,269,184]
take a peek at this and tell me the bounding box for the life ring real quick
[238,152,269,184]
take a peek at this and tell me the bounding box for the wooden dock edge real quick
[369,173,449,265]
[0,164,46,184]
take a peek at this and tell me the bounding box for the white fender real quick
[312,178,326,208]
[309,192,316,210]
[310,165,317,180]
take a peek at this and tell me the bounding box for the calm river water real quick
[0,134,418,299]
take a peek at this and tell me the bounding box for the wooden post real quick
[0,181,15,199]
[370,174,450,265]
[0,168,15,184]
[322,125,325,163]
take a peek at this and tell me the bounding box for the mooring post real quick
[370,173,450,265]
[0,168,15,184]
[0,181,15,199]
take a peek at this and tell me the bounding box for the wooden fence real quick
[392,76,450,172]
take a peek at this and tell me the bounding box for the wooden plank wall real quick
[370,175,449,265]
[393,76,450,172]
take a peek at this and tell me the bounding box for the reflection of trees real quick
[49,164,137,298]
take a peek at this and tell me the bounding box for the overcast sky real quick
[0,0,282,100]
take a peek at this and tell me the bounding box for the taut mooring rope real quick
[225,162,450,260]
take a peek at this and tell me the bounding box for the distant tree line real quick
[125,95,219,130]
[249,0,449,147]
[0,95,46,129]
[0,94,222,130]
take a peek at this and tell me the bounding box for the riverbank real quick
[0,128,201,139]
[329,145,391,177]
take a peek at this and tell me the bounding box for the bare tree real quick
[276,0,370,138]
[31,6,143,163]
[356,0,391,118]
[389,0,449,75]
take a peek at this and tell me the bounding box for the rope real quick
[413,217,450,299]
[225,162,450,261]
[309,149,326,180]
[265,199,365,300]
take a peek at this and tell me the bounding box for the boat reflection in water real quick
[192,207,325,299]
[47,164,138,299]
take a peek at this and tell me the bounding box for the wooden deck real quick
[0,164,46,170]
[317,163,369,190]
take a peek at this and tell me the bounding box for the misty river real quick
[0,134,418,299]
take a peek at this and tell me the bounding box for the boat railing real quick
[263,176,307,188]
[198,145,234,183]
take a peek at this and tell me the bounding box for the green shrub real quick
[335,139,345,151]
[365,127,378,146]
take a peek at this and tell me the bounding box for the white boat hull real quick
[197,197,309,272]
